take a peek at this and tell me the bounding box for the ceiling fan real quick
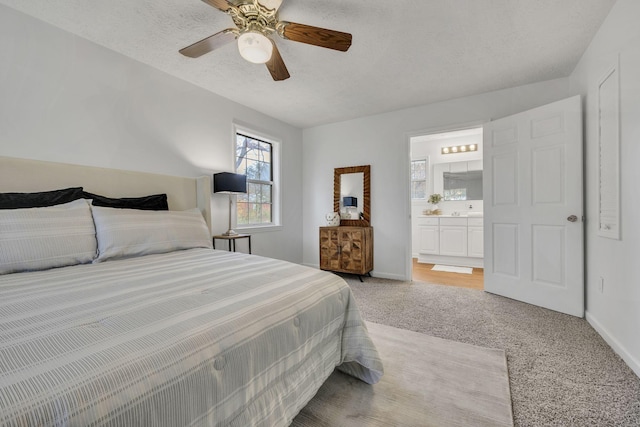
[179,0,352,81]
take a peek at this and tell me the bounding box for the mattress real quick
[0,248,383,426]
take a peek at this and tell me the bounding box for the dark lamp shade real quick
[343,196,357,207]
[214,172,247,194]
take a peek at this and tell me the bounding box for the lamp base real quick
[223,194,239,237]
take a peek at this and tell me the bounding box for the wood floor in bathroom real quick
[412,259,484,290]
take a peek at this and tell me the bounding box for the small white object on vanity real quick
[416,214,484,268]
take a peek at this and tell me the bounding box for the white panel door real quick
[483,96,584,317]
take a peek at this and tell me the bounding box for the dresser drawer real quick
[439,217,467,226]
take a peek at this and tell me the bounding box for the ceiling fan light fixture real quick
[238,31,273,64]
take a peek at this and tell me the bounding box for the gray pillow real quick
[0,199,97,274]
[82,191,168,210]
[0,187,84,209]
[91,206,212,262]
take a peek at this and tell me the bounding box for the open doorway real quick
[409,127,484,289]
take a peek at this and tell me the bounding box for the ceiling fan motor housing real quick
[229,1,279,36]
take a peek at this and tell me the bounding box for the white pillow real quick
[0,199,97,274]
[91,206,212,262]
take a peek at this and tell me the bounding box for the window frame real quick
[233,124,282,232]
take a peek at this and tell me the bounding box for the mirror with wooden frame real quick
[334,165,370,226]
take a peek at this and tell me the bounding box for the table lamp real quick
[214,172,247,236]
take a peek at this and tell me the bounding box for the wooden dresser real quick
[319,226,373,280]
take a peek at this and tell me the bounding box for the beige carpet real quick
[293,322,513,427]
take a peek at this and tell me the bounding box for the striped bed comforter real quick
[0,249,383,426]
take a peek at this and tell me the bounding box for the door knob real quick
[567,215,578,222]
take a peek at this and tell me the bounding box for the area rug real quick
[292,322,513,427]
[432,264,473,274]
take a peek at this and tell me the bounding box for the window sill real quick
[236,224,283,234]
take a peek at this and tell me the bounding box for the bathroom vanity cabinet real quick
[416,216,483,268]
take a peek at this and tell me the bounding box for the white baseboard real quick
[416,254,484,269]
[301,263,407,282]
[371,271,407,281]
[586,311,640,379]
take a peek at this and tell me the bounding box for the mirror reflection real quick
[443,170,483,201]
[433,159,483,202]
[340,172,364,219]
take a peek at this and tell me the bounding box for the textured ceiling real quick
[0,0,616,128]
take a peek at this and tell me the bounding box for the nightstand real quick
[213,234,252,254]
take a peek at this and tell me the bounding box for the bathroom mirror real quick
[334,165,370,226]
[443,170,483,201]
[433,160,483,201]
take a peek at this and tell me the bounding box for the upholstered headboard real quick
[0,156,212,233]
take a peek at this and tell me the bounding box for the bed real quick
[0,156,383,426]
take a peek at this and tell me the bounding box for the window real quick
[411,159,428,199]
[444,188,467,200]
[234,130,280,228]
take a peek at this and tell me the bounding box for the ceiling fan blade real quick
[179,29,237,58]
[258,0,283,12]
[266,41,290,81]
[280,22,352,52]
[201,0,233,12]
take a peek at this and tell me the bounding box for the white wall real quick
[0,6,304,263]
[302,78,574,280]
[569,0,640,377]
